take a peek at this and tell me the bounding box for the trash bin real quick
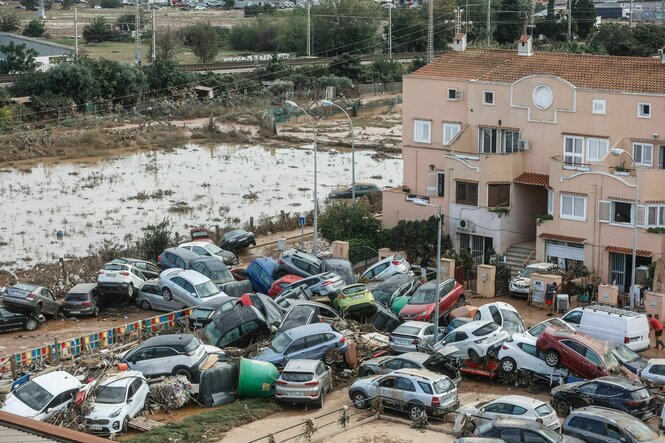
[556,294,569,313]
[198,362,239,407]
[236,358,279,398]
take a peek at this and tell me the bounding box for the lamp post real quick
[285,100,319,255]
[610,148,639,309]
[412,198,442,344]
[321,100,356,204]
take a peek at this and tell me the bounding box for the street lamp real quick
[610,148,639,309]
[285,100,319,255]
[321,100,356,204]
[412,198,442,344]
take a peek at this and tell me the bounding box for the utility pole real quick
[567,0,572,42]
[306,0,311,56]
[151,8,156,63]
[38,0,45,18]
[454,7,463,34]
[630,0,634,26]
[465,0,469,33]
[486,0,491,45]
[388,6,392,59]
[427,0,433,62]
[74,7,78,57]
[134,0,141,65]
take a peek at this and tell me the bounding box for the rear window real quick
[184,337,201,353]
[190,308,214,320]
[473,322,499,336]
[417,381,433,394]
[535,403,554,417]
[104,264,126,271]
[64,293,89,302]
[393,325,422,336]
[432,378,453,394]
[342,285,366,296]
[281,372,313,382]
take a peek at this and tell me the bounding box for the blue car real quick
[446,317,472,334]
[610,344,649,374]
[246,258,277,294]
[254,323,348,367]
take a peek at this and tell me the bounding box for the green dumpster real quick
[236,357,279,398]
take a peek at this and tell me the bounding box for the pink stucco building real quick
[383,35,665,290]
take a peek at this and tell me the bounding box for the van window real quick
[563,310,582,325]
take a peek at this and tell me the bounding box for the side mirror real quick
[127,398,133,403]
[191,293,197,298]
[46,408,52,414]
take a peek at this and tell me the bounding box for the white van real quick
[560,305,650,351]
[509,262,558,297]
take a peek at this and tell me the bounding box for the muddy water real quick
[0,144,402,269]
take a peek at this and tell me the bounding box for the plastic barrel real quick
[236,357,279,398]
[391,296,408,315]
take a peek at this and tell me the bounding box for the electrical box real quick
[598,284,619,307]
[378,248,406,260]
[476,264,496,298]
[530,274,562,306]
[331,241,349,260]
[645,292,665,321]
[440,258,456,281]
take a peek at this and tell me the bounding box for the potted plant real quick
[613,162,630,176]
[536,213,553,225]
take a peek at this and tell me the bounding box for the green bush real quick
[100,0,122,8]
[82,17,116,43]
[0,13,20,32]
[318,202,385,248]
[139,219,173,261]
[22,19,46,37]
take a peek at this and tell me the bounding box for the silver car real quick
[389,321,444,353]
[3,283,61,317]
[279,272,346,299]
[359,255,411,282]
[276,249,322,278]
[135,279,183,312]
[275,359,333,408]
[158,269,227,309]
[349,368,459,419]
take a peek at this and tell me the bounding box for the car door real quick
[127,379,144,417]
[0,308,20,331]
[376,376,397,408]
[565,416,608,443]
[478,402,511,425]
[285,337,308,361]
[316,362,332,393]
[135,262,160,279]
[40,289,60,315]
[381,358,405,373]
[304,334,332,360]
[518,342,549,374]
[562,310,583,332]
[439,280,456,313]
[522,430,552,443]
[422,325,436,345]
[392,376,416,412]
[644,363,665,384]
[131,268,146,286]
[559,339,590,378]
[576,382,600,409]
[126,348,156,375]
[170,277,189,303]
[42,388,78,420]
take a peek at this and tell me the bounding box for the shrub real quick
[100,0,122,7]
[0,13,21,33]
[139,218,173,261]
[22,19,46,37]
[82,17,116,43]
[318,202,384,247]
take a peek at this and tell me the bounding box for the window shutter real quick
[488,185,499,207]
[637,205,646,227]
[426,172,438,196]
[598,200,611,223]
[500,185,510,207]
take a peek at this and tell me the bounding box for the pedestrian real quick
[648,314,665,350]
[545,282,557,316]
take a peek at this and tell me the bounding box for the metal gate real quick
[610,252,626,292]
[350,245,379,274]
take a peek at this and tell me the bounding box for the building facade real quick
[383,36,665,291]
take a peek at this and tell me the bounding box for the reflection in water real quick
[0,144,402,269]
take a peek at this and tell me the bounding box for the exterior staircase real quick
[502,242,537,278]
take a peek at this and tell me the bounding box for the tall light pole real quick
[285,100,318,255]
[321,100,355,204]
[611,148,639,309]
[413,198,442,344]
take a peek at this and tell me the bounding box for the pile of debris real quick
[150,375,192,410]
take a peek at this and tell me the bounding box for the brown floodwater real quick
[0,144,402,269]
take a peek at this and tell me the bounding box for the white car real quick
[359,255,411,282]
[434,320,509,361]
[1,371,81,421]
[474,302,525,335]
[497,331,569,381]
[179,241,239,267]
[457,395,560,431]
[639,358,665,385]
[509,262,558,297]
[97,262,148,299]
[524,318,575,338]
[85,371,150,435]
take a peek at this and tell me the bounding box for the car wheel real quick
[127,284,134,299]
[140,300,151,310]
[92,306,100,317]
[34,303,42,315]
[163,288,173,301]
[174,368,192,381]
[555,399,571,416]
[457,295,466,307]
[352,391,369,409]
[408,403,425,420]
[25,318,39,331]
[544,350,560,367]
[499,357,516,374]
[468,349,481,363]
[362,369,375,377]
[315,392,324,408]
[323,352,337,366]
[122,416,129,434]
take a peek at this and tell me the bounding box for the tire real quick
[408,403,426,420]
[92,306,100,317]
[362,369,375,377]
[127,284,134,300]
[351,391,369,409]
[34,303,42,316]
[468,349,481,363]
[323,353,337,366]
[315,392,324,409]
[121,416,129,434]
[25,318,38,331]
[163,288,173,301]
[457,295,466,307]
[140,300,151,310]
[544,350,560,367]
[554,399,571,416]
[174,368,192,381]
[500,357,517,374]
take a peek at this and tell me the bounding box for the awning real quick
[560,191,588,197]
[607,196,636,202]
[514,172,549,187]
[606,246,652,257]
[454,178,479,184]
[478,124,520,131]
[487,180,512,185]
[539,233,587,244]
[562,132,609,139]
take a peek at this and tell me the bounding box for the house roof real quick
[606,246,652,257]
[539,233,587,244]
[514,172,549,187]
[410,48,665,95]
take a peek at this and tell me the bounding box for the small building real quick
[0,33,74,69]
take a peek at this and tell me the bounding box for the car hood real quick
[1,395,39,418]
[456,401,483,415]
[86,402,123,419]
[510,277,530,286]
[552,381,584,395]
[623,356,649,372]
[399,303,434,315]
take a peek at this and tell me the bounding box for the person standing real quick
[648,314,665,350]
[545,282,557,316]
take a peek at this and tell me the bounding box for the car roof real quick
[179,241,214,248]
[177,270,213,285]
[490,417,546,430]
[490,395,547,407]
[283,359,321,372]
[320,258,351,266]
[398,352,431,364]
[593,376,645,389]
[12,283,39,291]
[191,257,228,271]
[546,327,608,353]
[164,247,201,259]
[525,262,557,269]
[33,371,81,394]
[392,368,445,380]
[67,283,97,293]
[455,320,495,333]
[287,299,338,312]
[647,358,665,365]
[99,370,145,388]
[197,296,232,308]
[137,334,196,349]
[281,322,333,339]
[482,301,517,312]
[419,278,455,289]
[571,406,643,426]
[398,320,434,329]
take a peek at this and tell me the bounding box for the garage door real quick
[545,240,584,261]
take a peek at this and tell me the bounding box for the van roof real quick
[578,304,645,318]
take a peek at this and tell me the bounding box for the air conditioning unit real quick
[518,139,530,151]
[457,219,473,231]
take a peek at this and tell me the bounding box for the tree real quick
[20,0,38,11]
[318,202,385,248]
[151,27,179,60]
[571,0,595,39]
[22,19,46,38]
[182,23,220,63]
[100,0,123,7]
[40,62,97,104]
[386,216,452,262]
[139,219,173,261]
[388,9,427,53]
[0,42,39,74]
[591,23,638,56]
[631,24,665,56]
[329,53,363,80]
[311,0,381,56]
[0,13,21,32]
[223,0,235,9]
[493,0,529,44]
[61,0,74,10]
[82,17,115,43]
[143,58,195,92]
[86,58,147,104]
[539,0,557,40]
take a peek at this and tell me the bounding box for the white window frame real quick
[633,142,653,167]
[586,138,609,162]
[592,99,606,115]
[637,102,652,119]
[648,205,665,227]
[560,194,586,221]
[482,91,495,105]
[447,88,461,101]
[547,190,554,216]
[563,136,585,165]
[413,119,431,144]
[598,200,610,223]
[443,122,461,145]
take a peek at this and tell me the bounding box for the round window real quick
[532,85,553,110]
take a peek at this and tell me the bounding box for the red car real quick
[536,327,635,380]
[268,275,303,298]
[398,279,465,322]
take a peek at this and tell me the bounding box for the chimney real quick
[518,35,533,57]
[452,33,467,52]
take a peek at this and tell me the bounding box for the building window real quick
[633,143,653,166]
[482,91,495,105]
[592,99,606,115]
[479,128,521,154]
[479,127,498,153]
[443,123,461,145]
[456,181,478,206]
[612,201,633,224]
[426,172,445,197]
[638,103,651,118]
[414,120,431,143]
[448,88,462,101]
[560,194,586,221]
[587,138,609,162]
[648,206,665,227]
[488,184,510,208]
[547,189,554,215]
[459,233,493,264]
[564,136,584,165]
[503,130,520,153]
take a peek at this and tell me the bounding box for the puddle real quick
[0,144,402,269]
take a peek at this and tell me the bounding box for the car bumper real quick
[226,239,255,249]
[509,284,529,295]
[428,399,459,416]
[85,418,121,435]
[389,343,418,354]
[62,307,96,316]
[630,406,657,420]
[97,282,130,291]
[2,298,36,312]
[341,301,375,312]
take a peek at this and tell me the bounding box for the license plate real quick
[89,425,103,431]
[352,295,365,300]
[70,311,80,314]
[106,273,116,277]
[396,339,410,345]
[291,391,304,396]
[193,322,202,327]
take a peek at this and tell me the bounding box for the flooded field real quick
[0,144,402,269]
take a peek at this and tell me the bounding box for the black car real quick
[475,418,579,442]
[0,307,43,332]
[187,297,239,329]
[320,258,356,285]
[190,257,252,297]
[550,376,657,419]
[275,286,315,308]
[219,229,256,252]
[238,293,284,328]
[367,273,420,307]
[61,283,101,317]
[370,301,401,333]
[328,183,380,199]
[203,306,271,348]
[609,345,649,375]
[157,247,201,270]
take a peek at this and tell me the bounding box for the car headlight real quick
[109,409,122,418]
[419,310,429,316]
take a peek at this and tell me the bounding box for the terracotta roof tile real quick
[645,200,665,204]
[514,172,549,187]
[606,246,652,257]
[607,196,636,202]
[479,124,520,131]
[410,49,665,94]
[487,180,512,185]
[539,233,587,244]
[561,191,588,197]
[454,178,479,184]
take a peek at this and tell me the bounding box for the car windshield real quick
[602,350,620,370]
[612,345,640,363]
[196,281,221,298]
[501,310,524,333]
[270,333,292,353]
[342,286,366,296]
[281,372,314,382]
[13,381,53,411]
[528,318,569,337]
[211,269,234,284]
[519,266,541,278]
[432,378,453,394]
[204,322,222,345]
[206,244,223,254]
[103,264,126,271]
[190,308,214,320]
[538,426,562,441]
[535,403,554,416]
[184,337,201,353]
[372,289,392,304]
[621,416,660,441]
[326,265,354,284]
[393,325,422,336]
[227,230,243,238]
[408,287,437,304]
[95,385,127,404]
[473,322,499,336]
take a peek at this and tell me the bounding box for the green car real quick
[333,284,376,313]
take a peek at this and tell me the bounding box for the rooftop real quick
[410,48,665,94]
